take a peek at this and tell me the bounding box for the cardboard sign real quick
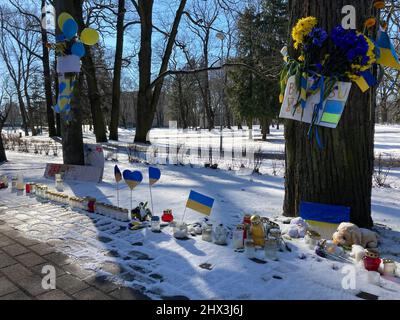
[84,144,105,178]
[57,55,81,73]
[44,164,103,183]
[279,76,352,128]
[44,144,104,183]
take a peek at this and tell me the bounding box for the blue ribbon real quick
[307,75,325,149]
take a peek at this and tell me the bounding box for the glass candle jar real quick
[11,177,18,191]
[30,183,36,195]
[383,259,396,276]
[264,236,279,261]
[214,224,228,245]
[305,230,321,250]
[162,210,174,223]
[55,179,64,192]
[245,239,255,259]
[151,216,161,232]
[233,225,245,249]
[16,174,24,191]
[173,222,188,239]
[363,250,381,272]
[202,224,213,242]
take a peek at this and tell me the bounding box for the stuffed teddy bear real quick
[332,222,378,248]
[282,217,308,238]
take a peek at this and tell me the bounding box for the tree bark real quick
[109,0,126,141]
[0,130,6,162]
[56,0,84,165]
[134,0,187,143]
[283,0,376,228]
[74,1,108,143]
[41,0,57,137]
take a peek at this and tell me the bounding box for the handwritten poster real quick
[279,76,352,128]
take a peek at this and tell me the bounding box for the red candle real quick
[162,210,174,223]
[243,215,251,240]
[363,250,381,272]
[25,183,31,194]
[87,198,96,213]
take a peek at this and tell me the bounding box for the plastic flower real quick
[365,18,377,29]
[309,27,328,47]
[373,0,385,9]
[292,16,318,49]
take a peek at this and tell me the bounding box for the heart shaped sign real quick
[123,170,143,190]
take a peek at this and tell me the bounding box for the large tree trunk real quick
[109,0,126,141]
[283,0,376,228]
[74,1,108,143]
[0,127,6,162]
[134,0,154,144]
[56,0,84,165]
[134,0,187,143]
[41,0,56,137]
[16,91,29,136]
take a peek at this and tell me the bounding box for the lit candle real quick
[383,259,396,276]
[151,216,161,233]
[245,239,255,259]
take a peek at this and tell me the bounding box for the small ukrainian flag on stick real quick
[182,190,215,223]
[376,27,400,70]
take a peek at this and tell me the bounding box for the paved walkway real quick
[0,195,151,300]
[0,222,151,300]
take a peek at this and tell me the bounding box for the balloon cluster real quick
[51,12,100,117]
[56,12,99,59]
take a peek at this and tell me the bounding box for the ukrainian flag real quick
[354,70,377,93]
[186,190,214,216]
[149,167,161,186]
[300,202,350,239]
[114,165,122,183]
[320,100,344,127]
[377,28,400,70]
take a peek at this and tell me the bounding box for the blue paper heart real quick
[123,170,143,190]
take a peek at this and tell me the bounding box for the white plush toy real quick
[282,217,309,238]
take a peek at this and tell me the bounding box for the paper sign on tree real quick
[279,75,352,129]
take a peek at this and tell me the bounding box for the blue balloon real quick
[62,18,78,39]
[71,41,85,57]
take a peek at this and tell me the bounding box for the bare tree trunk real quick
[74,1,107,143]
[109,0,126,141]
[261,117,270,141]
[41,0,56,137]
[0,122,6,162]
[56,0,84,165]
[134,0,187,143]
[16,91,29,136]
[283,0,375,228]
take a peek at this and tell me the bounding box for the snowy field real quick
[0,125,400,300]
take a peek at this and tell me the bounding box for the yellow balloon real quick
[80,28,99,46]
[58,12,74,30]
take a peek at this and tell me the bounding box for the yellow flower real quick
[292,16,318,50]
[298,55,305,62]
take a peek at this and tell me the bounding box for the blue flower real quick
[309,27,328,47]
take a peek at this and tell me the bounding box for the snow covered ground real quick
[1,125,400,300]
